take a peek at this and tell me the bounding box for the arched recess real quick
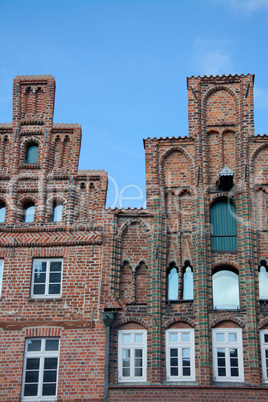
[2,135,9,168]
[165,191,178,232]
[162,148,193,189]
[35,87,44,116]
[25,86,35,116]
[252,145,268,184]
[207,130,220,185]
[21,137,42,166]
[210,197,237,252]
[113,318,148,330]
[255,189,267,230]
[211,318,244,329]
[17,195,38,223]
[212,266,240,310]
[163,317,196,330]
[135,261,148,304]
[206,90,236,126]
[202,85,239,127]
[62,135,70,169]
[119,261,133,304]
[46,195,67,223]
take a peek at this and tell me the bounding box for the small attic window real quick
[218,166,234,191]
[26,144,38,164]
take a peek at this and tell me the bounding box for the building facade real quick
[0,73,268,401]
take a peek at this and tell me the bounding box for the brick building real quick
[0,73,268,401]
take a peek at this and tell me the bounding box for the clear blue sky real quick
[0,0,267,208]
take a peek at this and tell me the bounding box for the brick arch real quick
[259,318,268,329]
[202,85,239,126]
[178,188,193,197]
[163,316,196,329]
[21,136,42,165]
[121,259,133,270]
[113,317,148,330]
[46,194,67,222]
[160,146,195,188]
[250,143,268,184]
[210,194,236,207]
[117,218,151,241]
[18,194,38,207]
[23,326,63,338]
[210,316,245,329]
[212,262,240,273]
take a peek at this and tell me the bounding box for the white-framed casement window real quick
[31,259,62,298]
[0,259,3,297]
[21,338,60,401]
[212,328,244,382]
[260,329,268,383]
[165,328,195,381]
[118,329,147,382]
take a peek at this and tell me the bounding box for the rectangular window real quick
[260,330,268,383]
[31,259,62,298]
[21,338,60,401]
[0,259,3,297]
[166,328,195,381]
[118,330,147,382]
[212,328,244,382]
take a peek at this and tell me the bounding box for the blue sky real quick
[0,0,267,208]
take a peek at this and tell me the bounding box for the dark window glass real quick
[211,200,237,251]
[26,144,38,164]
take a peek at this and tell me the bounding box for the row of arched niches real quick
[0,134,72,171]
[21,85,46,118]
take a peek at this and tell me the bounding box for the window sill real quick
[19,163,40,169]
[166,299,194,304]
[28,297,62,302]
[212,250,238,254]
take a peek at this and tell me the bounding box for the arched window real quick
[213,267,239,309]
[52,202,63,222]
[259,261,268,300]
[183,262,193,300]
[23,202,35,223]
[167,264,178,301]
[210,199,237,251]
[0,203,5,223]
[26,144,38,164]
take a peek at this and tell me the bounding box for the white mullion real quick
[45,261,49,296]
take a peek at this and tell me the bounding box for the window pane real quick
[53,203,63,222]
[182,333,190,343]
[229,333,237,342]
[264,334,268,343]
[25,371,39,383]
[49,273,61,283]
[26,145,38,164]
[44,358,58,370]
[170,333,178,343]
[26,358,40,370]
[259,266,268,299]
[27,339,41,352]
[168,267,178,300]
[24,384,38,396]
[135,349,142,358]
[211,200,237,251]
[216,333,225,343]
[122,367,130,377]
[0,205,5,223]
[213,270,239,309]
[171,367,178,376]
[24,204,35,223]
[45,339,59,351]
[43,370,57,382]
[33,284,45,295]
[134,334,143,343]
[217,349,226,376]
[42,383,56,396]
[123,334,131,344]
[50,262,62,271]
[49,284,61,294]
[34,273,46,283]
[135,367,143,377]
[183,267,193,300]
[170,348,178,357]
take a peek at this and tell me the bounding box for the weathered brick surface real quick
[1,73,268,401]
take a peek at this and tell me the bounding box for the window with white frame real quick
[260,329,268,383]
[31,259,62,298]
[166,328,195,381]
[0,259,3,297]
[212,328,244,382]
[22,338,60,401]
[52,202,63,222]
[118,329,147,382]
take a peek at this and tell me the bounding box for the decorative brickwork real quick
[0,73,267,401]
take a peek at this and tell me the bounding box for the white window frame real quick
[31,259,62,298]
[21,338,60,401]
[118,329,147,382]
[212,328,244,382]
[0,259,3,297]
[166,328,195,381]
[260,329,268,383]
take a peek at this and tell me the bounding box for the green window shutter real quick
[211,200,237,251]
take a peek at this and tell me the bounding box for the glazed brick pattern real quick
[1,73,268,401]
[105,74,268,400]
